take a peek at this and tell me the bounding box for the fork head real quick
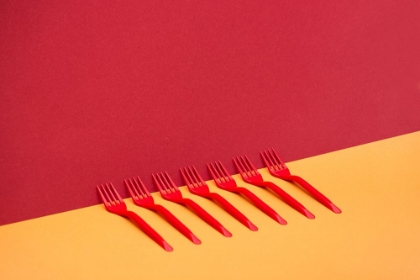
[97,183,127,215]
[207,161,239,191]
[232,155,264,184]
[124,177,155,209]
[180,166,211,196]
[152,172,184,202]
[260,148,291,177]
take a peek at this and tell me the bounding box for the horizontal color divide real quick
[1,131,420,279]
[1,1,420,226]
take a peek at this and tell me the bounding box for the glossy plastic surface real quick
[152,172,232,237]
[96,183,173,252]
[261,149,341,214]
[180,166,257,231]
[124,177,201,244]
[207,161,287,225]
[233,156,315,219]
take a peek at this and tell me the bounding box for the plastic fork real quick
[207,161,287,225]
[180,166,258,231]
[152,172,232,237]
[261,148,342,214]
[97,183,173,252]
[124,177,201,244]
[233,156,315,219]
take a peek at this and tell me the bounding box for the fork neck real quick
[116,209,137,218]
[251,180,276,189]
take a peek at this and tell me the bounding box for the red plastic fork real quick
[207,161,287,225]
[233,156,315,219]
[261,149,342,214]
[124,177,201,244]
[152,172,232,237]
[97,183,173,252]
[180,166,258,231]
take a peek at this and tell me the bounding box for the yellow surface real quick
[1,132,420,279]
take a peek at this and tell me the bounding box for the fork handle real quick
[152,205,201,244]
[207,193,258,231]
[235,187,287,225]
[279,175,342,214]
[125,211,173,251]
[181,199,232,237]
[258,181,315,219]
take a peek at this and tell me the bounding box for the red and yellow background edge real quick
[1,132,419,279]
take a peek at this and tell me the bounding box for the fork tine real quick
[97,185,110,205]
[124,179,137,198]
[101,183,114,204]
[137,176,151,196]
[132,177,145,197]
[261,150,276,170]
[218,161,233,181]
[159,172,170,192]
[185,166,199,186]
[186,166,198,186]
[211,161,225,182]
[192,166,206,186]
[157,173,171,193]
[211,162,225,182]
[209,161,226,182]
[105,183,117,202]
[207,163,220,183]
[267,149,282,171]
[260,150,270,167]
[180,167,193,187]
[152,173,165,193]
[164,172,179,192]
[271,148,286,169]
[239,156,253,176]
[244,156,260,175]
[267,149,279,166]
[266,149,280,167]
[132,177,146,197]
[233,157,248,178]
[109,183,124,203]
[242,156,259,176]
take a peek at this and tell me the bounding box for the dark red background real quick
[1,0,420,226]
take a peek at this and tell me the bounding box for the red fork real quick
[124,177,201,244]
[207,161,287,225]
[261,148,341,214]
[233,155,315,219]
[97,183,173,252]
[180,166,258,231]
[152,172,232,237]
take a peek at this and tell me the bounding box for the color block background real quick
[1,133,420,279]
[1,0,420,225]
